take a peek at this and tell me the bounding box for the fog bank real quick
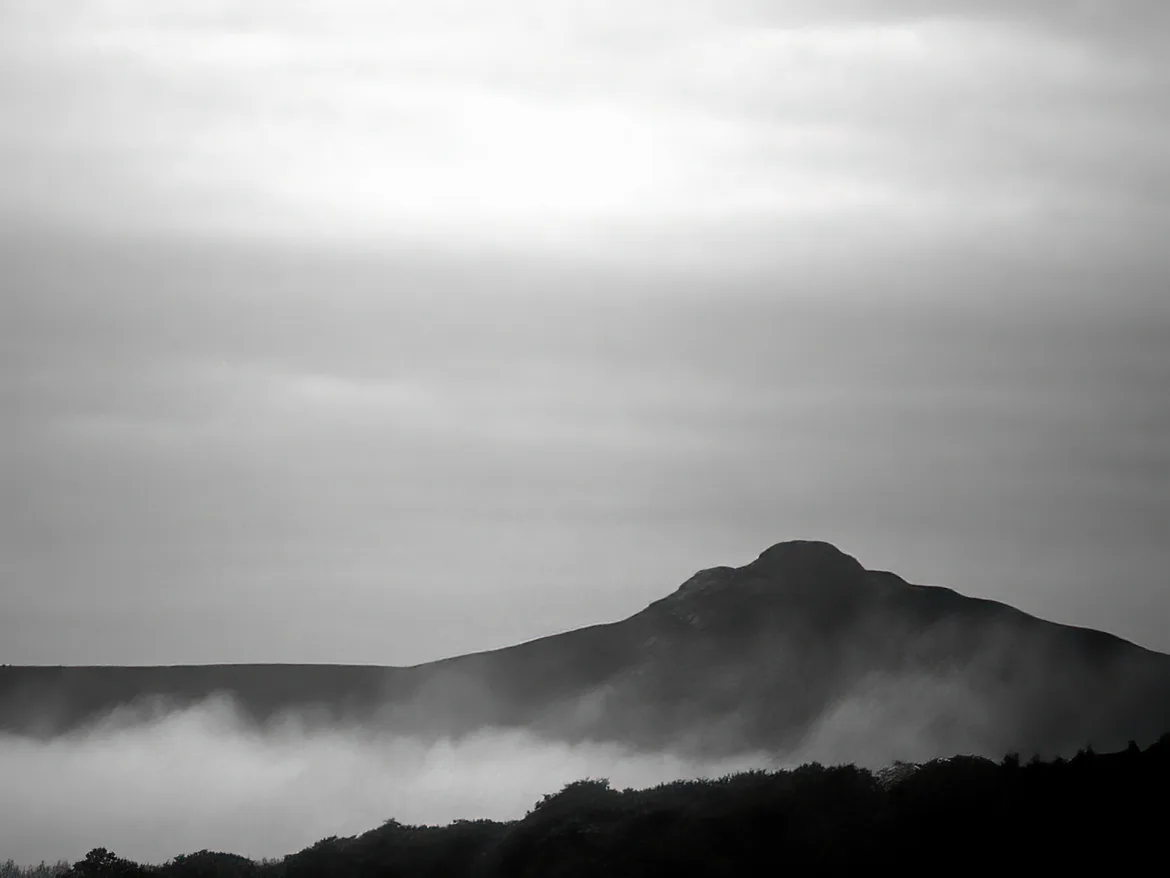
[0,695,769,865]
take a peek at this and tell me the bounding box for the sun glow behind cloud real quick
[3,2,1080,249]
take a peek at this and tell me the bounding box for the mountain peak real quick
[651,540,869,622]
[746,540,866,581]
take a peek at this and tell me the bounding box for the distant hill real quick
[4,540,1169,762]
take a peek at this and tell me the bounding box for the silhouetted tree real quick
[67,850,146,878]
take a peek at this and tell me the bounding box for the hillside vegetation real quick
[9,734,1168,877]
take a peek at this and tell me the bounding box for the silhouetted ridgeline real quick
[7,737,1169,876]
[4,541,1170,763]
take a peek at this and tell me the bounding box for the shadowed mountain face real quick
[3,541,1169,764]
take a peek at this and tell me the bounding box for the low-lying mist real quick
[4,652,1153,867]
[0,694,771,866]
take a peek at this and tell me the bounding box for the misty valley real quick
[4,542,1170,874]
[5,740,1170,876]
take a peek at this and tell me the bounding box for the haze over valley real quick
[4,541,1170,864]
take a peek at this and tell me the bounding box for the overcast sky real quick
[2,1,1167,664]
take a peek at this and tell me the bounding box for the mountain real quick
[3,540,1169,764]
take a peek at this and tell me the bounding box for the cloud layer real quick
[0,695,772,865]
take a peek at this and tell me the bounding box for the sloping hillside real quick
[3,541,1168,763]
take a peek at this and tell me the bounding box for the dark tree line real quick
[36,734,1170,877]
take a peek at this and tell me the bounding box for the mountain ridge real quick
[3,540,1168,765]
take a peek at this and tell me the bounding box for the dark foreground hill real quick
[3,540,1170,762]
[21,736,1170,877]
